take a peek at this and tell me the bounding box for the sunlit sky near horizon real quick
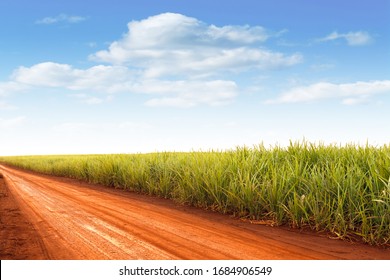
[1,0,389,155]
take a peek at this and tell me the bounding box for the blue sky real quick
[1,0,389,155]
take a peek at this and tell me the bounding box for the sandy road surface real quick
[0,164,389,260]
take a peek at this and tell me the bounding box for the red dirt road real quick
[0,164,389,260]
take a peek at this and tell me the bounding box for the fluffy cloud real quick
[140,80,238,107]
[12,62,134,93]
[90,13,301,77]
[36,14,87,24]
[7,13,302,108]
[266,80,390,104]
[318,31,373,46]
[11,62,237,107]
[93,13,268,51]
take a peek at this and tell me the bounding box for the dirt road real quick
[0,164,389,260]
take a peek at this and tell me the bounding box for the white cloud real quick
[90,13,301,77]
[11,62,237,107]
[318,31,373,46]
[266,80,390,104]
[206,24,269,43]
[12,62,75,87]
[12,62,134,93]
[36,14,87,24]
[6,13,302,108]
[140,80,238,107]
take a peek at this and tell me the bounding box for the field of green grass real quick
[1,141,389,245]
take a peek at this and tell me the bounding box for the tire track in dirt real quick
[0,173,49,259]
[0,164,389,260]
